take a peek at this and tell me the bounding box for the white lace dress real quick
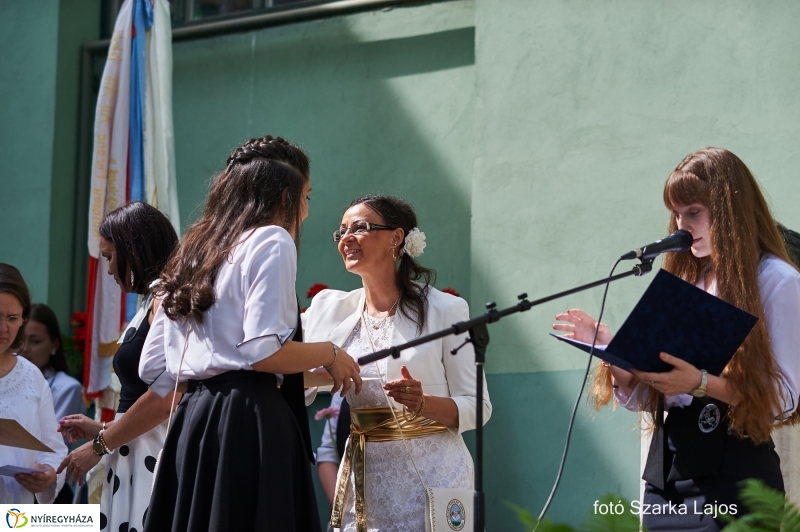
[335,314,474,532]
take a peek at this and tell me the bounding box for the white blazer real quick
[303,286,492,435]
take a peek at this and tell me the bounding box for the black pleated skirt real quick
[643,432,783,532]
[144,370,321,532]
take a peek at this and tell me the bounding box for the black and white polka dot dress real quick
[100,413,166,531]
[100,300,166,532]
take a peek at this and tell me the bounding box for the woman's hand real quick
[14,464,56,494]
[56,441,102,486]
[553,309,613,345]
[57,415,104,444]
[631,352,703,397]
[327,346,362,397]
[553,309,641,391]
[384,366,424,413]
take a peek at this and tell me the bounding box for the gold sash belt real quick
[330,407,448,532]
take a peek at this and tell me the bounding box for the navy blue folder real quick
[552,268,757,375]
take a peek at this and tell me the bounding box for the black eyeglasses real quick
[333,222,395,242]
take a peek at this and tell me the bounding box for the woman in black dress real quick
[58,201,178,531]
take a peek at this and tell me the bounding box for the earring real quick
[50,351,56,357]
[391,247,398,261]
[130,271,135,287]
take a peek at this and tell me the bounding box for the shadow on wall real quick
[170,22,476,301]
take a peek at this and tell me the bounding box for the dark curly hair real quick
[346,195,436,333]
[160,135,310,323]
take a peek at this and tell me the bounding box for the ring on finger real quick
[650,380,655,387]
[405,386,410,393]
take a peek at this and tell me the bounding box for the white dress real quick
[0,356,67,503]
[336,314,474,532]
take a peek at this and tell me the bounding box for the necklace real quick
[363,294,400,330]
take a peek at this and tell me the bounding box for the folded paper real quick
[0,418,54,453]
[553,269,757,375]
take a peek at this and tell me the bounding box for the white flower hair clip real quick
[402,228,426,258]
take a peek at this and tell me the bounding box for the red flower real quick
[70,310,88,351]
[442,287,461,297]
[70,311,87,328]
[306,283,329,299]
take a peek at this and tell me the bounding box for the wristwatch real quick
[691,369,708,398]
[92,431,112,456]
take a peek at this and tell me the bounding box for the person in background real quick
[0,263,68,503]
[316,393,349,500]
[21,304,84,425]
[20,303,85,502]
[57,201,179,531]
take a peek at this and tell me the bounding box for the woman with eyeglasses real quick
[139,136,362,532]
[303,194,492,532]
[554,148,800,531]
[0,263,68,504]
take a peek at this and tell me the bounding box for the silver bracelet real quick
[324,343,339,370]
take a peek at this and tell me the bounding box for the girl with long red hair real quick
[554,147,800,531]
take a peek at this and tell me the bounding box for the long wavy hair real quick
[347,195,436,333]
[591,147,797,444]
[159,136,310,323]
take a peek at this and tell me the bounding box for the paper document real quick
[552,269,757,375]
[0,418,54,453]
[0,465,47,477]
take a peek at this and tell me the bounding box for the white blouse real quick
[139,226,298,397]
[616,255,800,420]
[0,356,68,504]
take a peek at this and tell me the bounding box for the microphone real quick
[620,229,693,261]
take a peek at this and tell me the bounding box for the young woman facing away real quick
[139,136,362,532]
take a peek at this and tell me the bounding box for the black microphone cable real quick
[533,257,623,530]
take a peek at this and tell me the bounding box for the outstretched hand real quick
[57,414,103,444]
[631,352,703,397]
[552,309,613,345]
[57,441,101,486]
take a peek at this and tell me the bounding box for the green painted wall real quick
[0,1,60,304]
[170,1,476,304]
[51,0,102,323]
[0,0,100,324]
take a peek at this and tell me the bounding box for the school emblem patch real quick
[698,404,721,433]
[446,499,465,530]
